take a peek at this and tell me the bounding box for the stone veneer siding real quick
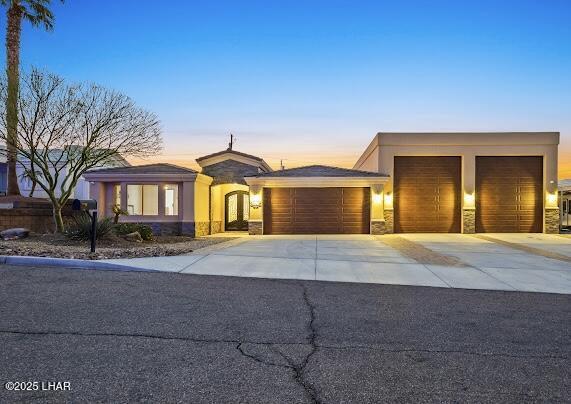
[249,221,263,235]
[383,210,394,234]
[462,209,476,234]
[138,221,210,237]
[545,208,560,234]
[370,220,386,235]
[211,221,222,234]
[194,221,210,237]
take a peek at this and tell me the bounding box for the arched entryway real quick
[225,190,249,231]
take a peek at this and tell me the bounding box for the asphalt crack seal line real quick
[472,234,571,263]
[1,330,566,361]
[235,282,321,404]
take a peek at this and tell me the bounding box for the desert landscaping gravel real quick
[0,234,233,260]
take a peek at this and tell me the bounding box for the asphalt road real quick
[0,265,569,403]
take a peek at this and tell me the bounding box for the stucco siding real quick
[194,180,210,223]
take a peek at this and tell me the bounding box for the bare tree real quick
[0,69,163,232]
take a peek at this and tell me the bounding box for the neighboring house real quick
[85,132,560,237]
[0,146,130,199]
[559,179,571,228]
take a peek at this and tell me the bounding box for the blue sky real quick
[2,0,571,173]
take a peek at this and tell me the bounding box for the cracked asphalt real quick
[0,265,569,403]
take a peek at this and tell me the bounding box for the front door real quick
[225,190,249,231]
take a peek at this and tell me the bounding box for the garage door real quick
[476,156,543,233]
[394,156,461,233]
[263,188,370,234]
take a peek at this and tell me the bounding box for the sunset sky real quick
[2,0,571,176]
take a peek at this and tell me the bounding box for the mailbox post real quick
[72,199,98,253]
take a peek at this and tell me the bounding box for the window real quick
[164,184,179,216]
[564,200,568,214]
[127,185,158,215]
[114,184,121,207]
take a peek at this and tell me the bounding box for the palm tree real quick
[1,0,62,196]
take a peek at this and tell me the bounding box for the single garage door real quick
[394,156,462,233]
[476,156,543,233]
[263,187,370,234]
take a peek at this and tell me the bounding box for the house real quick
[0,146,129,199]
[84,132,560,237]
[84,148,273,236]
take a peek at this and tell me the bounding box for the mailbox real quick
[71,199,98,253]
[72,199,97,212]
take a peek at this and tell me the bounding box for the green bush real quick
[114,222,154,241]
[65,212,115,241]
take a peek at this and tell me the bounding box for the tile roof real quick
[246,165,386,178]
[86,163,197,175]
[196,148,264,162]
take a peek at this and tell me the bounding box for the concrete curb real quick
[0,255,158,272]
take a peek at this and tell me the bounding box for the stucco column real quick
[545,150,559,233]
[462,154,476,233]
[90,182,106,215]
[248,185,263,235]
[370,184,386,235]
[120,183,127,214]
[181,181,196,236]
[158,183,166,217]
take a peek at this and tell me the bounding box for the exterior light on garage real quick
[372,193,382,204]
[546,192,558,207]
[250,193,262,209]
[384,192,393,207]
[464,192,475,206]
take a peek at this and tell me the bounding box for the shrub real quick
[112,204,129,224]
[65,212,115,241]
[114,223,154,241]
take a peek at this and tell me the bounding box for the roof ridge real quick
[246,164,387,178]
[87,162,198,174]
[196,149,263,162]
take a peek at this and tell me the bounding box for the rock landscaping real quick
[0,233,234,260]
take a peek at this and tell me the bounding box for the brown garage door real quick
[476,156,543,233]
[263,188,370,234]
[394,156,461,233]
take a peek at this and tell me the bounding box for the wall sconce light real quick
[372,193,382,204]
[250,193,262,209]
[546,192,558,206]
[384,193,393,206]
[464,192,475,206]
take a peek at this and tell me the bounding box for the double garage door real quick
[263,188,370,234]
[394,156,543,233]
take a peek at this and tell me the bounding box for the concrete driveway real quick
[104,234,571,294]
